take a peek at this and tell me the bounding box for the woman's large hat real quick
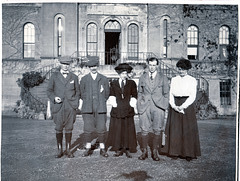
[176,58,192,70]
[114,63,133,73]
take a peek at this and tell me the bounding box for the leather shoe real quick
[66,151,74,158]
[100,149,109,157]
[82,149,92,157]
[114,150,123,157]
[138,149,148,160]
[125,150,132,158]
[186,157,192,161]
[152,149,160,161]
[55,151,63,158]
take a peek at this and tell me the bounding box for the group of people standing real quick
[47,56,201,162]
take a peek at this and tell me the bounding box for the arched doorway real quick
[104,20,121,65]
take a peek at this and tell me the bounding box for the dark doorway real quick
[105,32,120,65]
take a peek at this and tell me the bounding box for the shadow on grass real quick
[116,170,153,181]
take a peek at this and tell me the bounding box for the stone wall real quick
[2,4,42,59]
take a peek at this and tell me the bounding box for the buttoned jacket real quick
[80,73,110,113]
[137,71,169,114]
[110,79,137,118]
[47,71,80,114]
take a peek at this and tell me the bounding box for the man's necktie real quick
[121,80,124,92]
[150,73,153,80]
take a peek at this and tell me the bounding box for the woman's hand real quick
[177,106,185,114]
[172,105,185,114]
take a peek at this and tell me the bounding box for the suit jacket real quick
[80,73,110,113]
[110,79,137,118]
[47,71,80,114]
[137,71,169,114]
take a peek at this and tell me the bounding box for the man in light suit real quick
[137,57,169,161]
[47,56,80,158]
[79,57,110,157]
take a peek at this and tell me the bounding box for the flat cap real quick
[59,56,72,65]
[115,63,133,73]
[86,56,99,67]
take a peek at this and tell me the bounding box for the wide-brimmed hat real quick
[86,56,99,67]
[176,58,192,70]
[115,63,133,74]
[59,56,72,65]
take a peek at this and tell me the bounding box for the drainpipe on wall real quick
[147,3,149,54]
[77,3,79,58]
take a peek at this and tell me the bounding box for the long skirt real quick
[106,116,137,153]
[162,97,201,158]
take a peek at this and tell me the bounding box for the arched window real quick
[219,26,230,59]
[87,23,98,56]
[187,25,198,60]
[57,17,63,57]
[54,14,65,57]
[163,19,168,58]
[128,24,139,59]
[23,23,35,58]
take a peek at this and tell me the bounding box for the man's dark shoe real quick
[82,149,92,157]
[152,149,160,161]
[125,150,132,158]
[100,149,109,157]
[55,150,63,158]
[114,150,123,157]
[138,148,148,160]
[66,151,74,158]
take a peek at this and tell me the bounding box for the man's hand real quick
[55,97,62,103]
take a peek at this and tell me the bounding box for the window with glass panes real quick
[163,19,168,57]
[128,24,139,59]
[219,26,229,59]
[87,23,98,56]
[23,23,35,58]
[57,17,62,57]
[187,25,198,60]
[220,79,231,105]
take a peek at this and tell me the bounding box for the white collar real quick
[90,72,98,80]
[119,78,126,86]
[149,71,157,79]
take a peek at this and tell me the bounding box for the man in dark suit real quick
[79,57,110,157]
[137,57,169,161]
[47,56,80,158]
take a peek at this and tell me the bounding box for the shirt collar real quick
[149,71,157,78]
[90,72,98,80]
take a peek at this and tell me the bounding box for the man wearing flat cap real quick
[47,56,80,158]
[79,57,110,157]
[137,57,169,161]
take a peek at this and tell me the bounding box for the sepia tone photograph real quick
[1,0,239,180]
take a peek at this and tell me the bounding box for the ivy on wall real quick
[13,71,47,119]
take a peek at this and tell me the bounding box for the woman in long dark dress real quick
[106,63,138,158]
[162,58,201,161]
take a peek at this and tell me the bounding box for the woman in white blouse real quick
[162,58,201,161]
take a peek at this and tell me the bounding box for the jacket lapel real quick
[142,73,151,92]
[57,72,67,85]
[152,72,163,92]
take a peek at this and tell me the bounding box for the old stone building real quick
[2,3,238,116]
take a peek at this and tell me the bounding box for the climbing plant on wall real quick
[14,71,47,119]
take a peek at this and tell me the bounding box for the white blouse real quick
[169,75,197,109]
